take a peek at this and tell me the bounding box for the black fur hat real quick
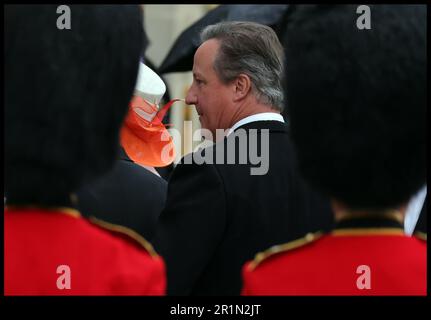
[5,5,145,206]
[283,5,426,210]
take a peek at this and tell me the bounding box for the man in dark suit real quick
[152,21,333,295]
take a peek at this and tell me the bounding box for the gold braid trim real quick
[331,228,405,236]
[88,216,159,258]
[248,231,324,271]
[414,231,427,241]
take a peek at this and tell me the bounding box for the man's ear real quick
[232,74,252,102]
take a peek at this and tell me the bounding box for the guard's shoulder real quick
[414,231,427,242]
[247,231,324,271]
[88,216,159,259]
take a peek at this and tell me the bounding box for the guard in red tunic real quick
[242,5,427,296]
[4,5,165,295]
[5,207,165,295]
[242,213,427,295]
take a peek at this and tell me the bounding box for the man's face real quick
[185,39,234,139]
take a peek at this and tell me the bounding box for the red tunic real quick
[5,207,166,295]
[242,218,427,296]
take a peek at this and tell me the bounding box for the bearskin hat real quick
[5,5,145,205]
[283,5,426,209]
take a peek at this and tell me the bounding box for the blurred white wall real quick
[143,5,218,162]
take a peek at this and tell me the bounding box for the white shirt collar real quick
[227,112,285,136]
[404,184,427,235]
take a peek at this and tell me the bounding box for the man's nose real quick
[185,87,197,105]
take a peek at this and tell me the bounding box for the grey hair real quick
[200,21,284,111]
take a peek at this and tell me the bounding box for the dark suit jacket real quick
[153,121,334,295]
[414,195,427,234]
[77,148,167,241]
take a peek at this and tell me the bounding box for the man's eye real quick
[195,79,203,85]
